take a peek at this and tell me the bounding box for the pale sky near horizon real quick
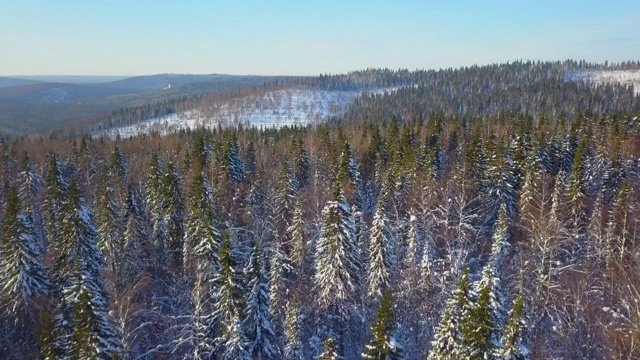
[1,0,639,76]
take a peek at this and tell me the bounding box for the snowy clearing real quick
[565,70,640,94]
[97,87,400,139]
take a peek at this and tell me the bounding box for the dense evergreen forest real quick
[1,61,640,359]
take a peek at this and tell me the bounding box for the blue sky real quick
[1,0,639,76]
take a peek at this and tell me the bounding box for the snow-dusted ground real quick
[97,87,398,139]
[565,70,640,94]
[99,110,210,139]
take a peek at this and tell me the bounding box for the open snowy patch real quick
[98,110,211,139]
[565,70,640,94]
[97,87,399,139]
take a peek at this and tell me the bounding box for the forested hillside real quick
[344,60,640,124]
[1,61,640,359]
[88,60,640,140]
[0,74,299,137]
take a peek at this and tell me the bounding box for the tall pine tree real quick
[244,243,278,359]
[0,186,49,314]
[61,178,121,358]
[314,181,361,315]
[362,290,403,359]
[367,196,394,299]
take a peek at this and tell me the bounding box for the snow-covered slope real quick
[101,110,208,139]
[97,87,396,139]
[565,70,640,94]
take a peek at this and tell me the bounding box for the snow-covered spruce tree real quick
[362,290,404,360]
[0,148,10,212]
[105,144,128,204]
[66,258,119,359]
[179,271,214,360]
[367,195,394,299]
[225,133,246,185]
[581,129,600,198]
[386,117,401,164]
[314,180,361,315]
[588,192,606,258]
[436,171,480,278]
[44,152,69,256]
[38,309,58,359]
[359,179,376,215]
[146,150,170,269]
[288,197,307,274]
[509,118,533,181]
[213,233,247,358]
[269,163,297,322]
[404,211,422,269]
[392,174,411,221]
[499,294,530,360]
[566,137,587,236]
[420,220,438,284]
[354,204,368,276]
[336,141,360,186]
[398,120,419,174]
[284,296,304,360]
[601,138,623,202]
[549,169,567,223]
[73,136,96,194]
[182,147,193,175]
[223,314,251,360]
[190,177,221,282]
[461,202,510,358]
[184,159,221,277]
[336,140,364,209]
[273,161,298,237]
[248,169,269,221]
[244,243,278,359]
[489,202,511,269]
[162,162,185,270]
[463,266,502,359]
[0,144,17,186]
[483,142,517,233]
[428,268,473,360]
[463,126,488,198]
[532,125,553,174]
[61,178,121,358]
[607,179,632,260]
[109,144,127,181]
[123,183,142,221]
[268,233,292,338]
[166,183,218,360]
[121,185,149,281]
[43,154,76,357]
[191,132,213,171]
[318,337,340,360]
[293,135,311,191]
[517,161,538,232]
[244,140,257,179]
[379,168,396,214]
[95,184,125,280]
[0,186,49,314]
[420,117,441,176]
[185,170,222,360]
[18,153,46,248]
[555,125,576,174]
[110,190,153,359]
[147,150,165,215]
